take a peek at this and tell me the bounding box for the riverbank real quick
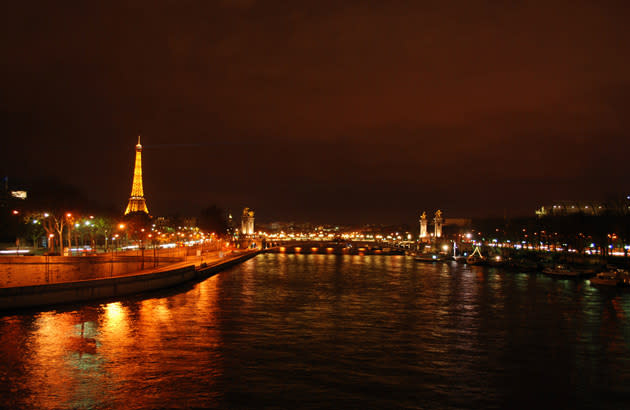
[0,250,259,312]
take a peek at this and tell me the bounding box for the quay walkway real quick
[0,250,260,312]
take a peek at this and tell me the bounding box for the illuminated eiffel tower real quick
[124,136,149,215]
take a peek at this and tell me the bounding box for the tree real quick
[91,216,116,249]
[40,213,57,253]
[198,205,228,236]
[52,212,68,255]
[22,214,45,248]
[123,211,152,245]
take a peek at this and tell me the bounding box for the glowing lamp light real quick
[118,223,126,230]
[294,247,302,253]
[311,247,318,252]
[66,213,72,218]
[442,245,449,251]
[12,210,19,215]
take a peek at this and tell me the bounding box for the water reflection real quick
[0,255,629,409]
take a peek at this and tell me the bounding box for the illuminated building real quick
[0,176,28,210]
[124,136,149,215]
[536,201,608,217]
[241,208,255,235]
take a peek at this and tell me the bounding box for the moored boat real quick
[488,255,505,267]
[590,269,630,287]
[453,255,467,263]
[466,247,486,265]
[590,271,619,286]
[542,264,583,278]
[415,253,447,262]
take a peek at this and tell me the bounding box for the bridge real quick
[263,240,415,255]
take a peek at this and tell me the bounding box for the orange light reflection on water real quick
[9,275,228,410]
[25,310,106,410]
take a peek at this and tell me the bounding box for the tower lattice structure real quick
[124,136,149,215]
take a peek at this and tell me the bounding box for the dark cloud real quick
[1,1,629,223]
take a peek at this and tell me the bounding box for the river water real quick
[1,254,629,409]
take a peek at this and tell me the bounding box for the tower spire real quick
[125,136,149,215]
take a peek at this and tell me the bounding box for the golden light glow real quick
[125,136,149,215]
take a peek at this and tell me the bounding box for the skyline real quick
[2,1,630,223]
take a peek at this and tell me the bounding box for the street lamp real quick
[118,224,126,249]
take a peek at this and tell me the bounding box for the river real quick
[1,254,629,409]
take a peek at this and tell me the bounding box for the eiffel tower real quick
[124,136,149,215]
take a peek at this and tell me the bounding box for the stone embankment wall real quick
[0,256,183,287]
[0,247,193,287]
[0,250,259,311]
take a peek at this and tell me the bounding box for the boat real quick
[415,253,446,262]
[488,255,505,267]
[453,255,467,263]
[451,242,467,263]
[542,264,582,278]
[590,271,620,286]
[466,247,486,265]
[590,269,630,287]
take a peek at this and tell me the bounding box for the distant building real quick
[241,208,255,235]
[1,176,27,209]
[536,201,607,217]
[182,217,197,228]
[226,211,236,237]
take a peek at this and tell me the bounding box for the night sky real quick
[2,1,629,224]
